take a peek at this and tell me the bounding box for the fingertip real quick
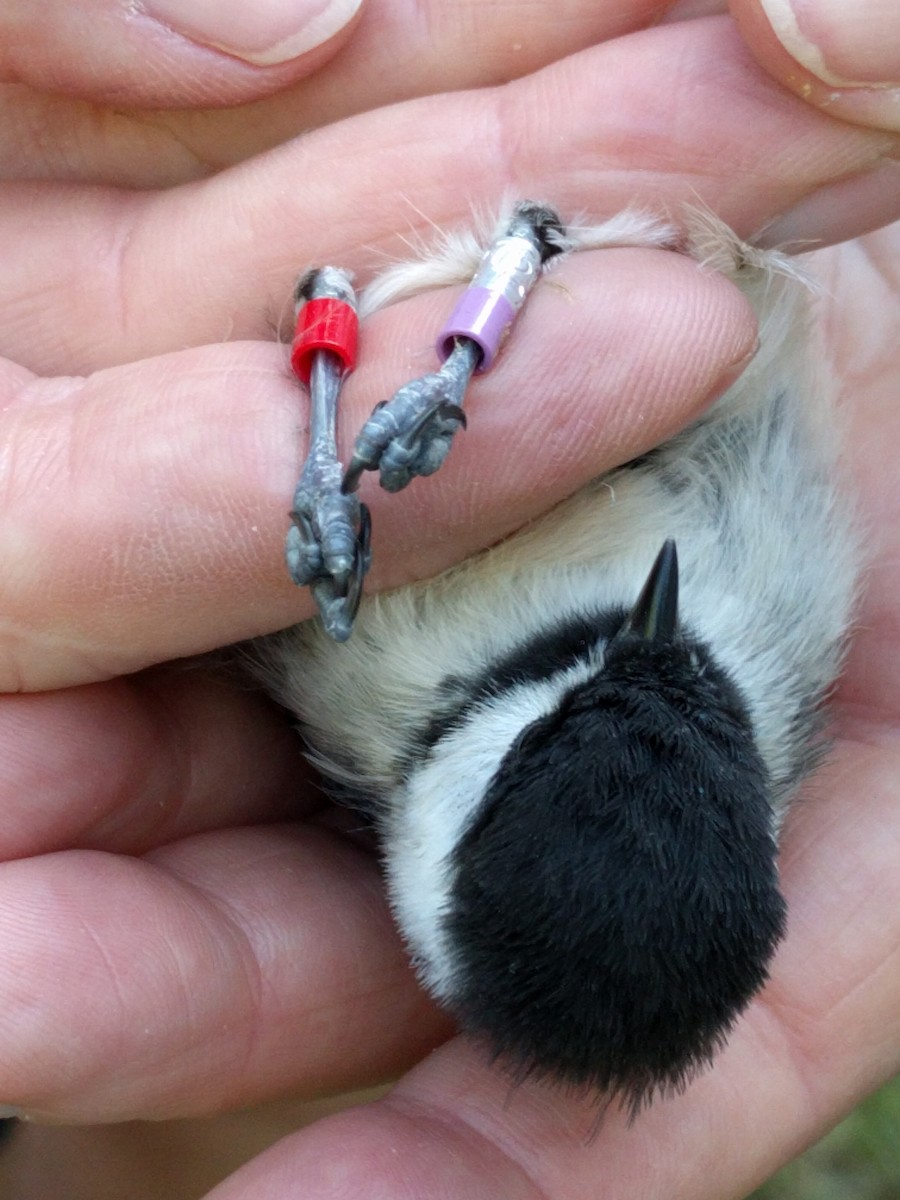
[0,0,365,109]
[351,247,759,590]
[732,0,900,132]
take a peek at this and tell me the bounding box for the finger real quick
[0,249,756,690]
[2,18,896,374]
[139,0,674,175]
[0,667,314,860]
[0,0,363,110]
[201,735,900,1199]
[732,0,900,133]
[0,0,673,186]
[0,826,452,1121]
[816,227,900,726]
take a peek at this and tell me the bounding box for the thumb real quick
[1,0,364,108]
[732,0,900,132]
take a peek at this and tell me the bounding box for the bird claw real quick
[344,390,467,495]
[286,487,371,642]
[343,340,479,494]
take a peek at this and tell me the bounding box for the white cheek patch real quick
[384,658,597,1002]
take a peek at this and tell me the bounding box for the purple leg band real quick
[436,288,516,372]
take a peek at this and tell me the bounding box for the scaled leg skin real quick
[285,267,371,643]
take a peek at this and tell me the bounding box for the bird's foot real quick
[286,463,371,642]
[343,338,479,494]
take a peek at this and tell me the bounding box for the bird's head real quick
[403,541,787,1109]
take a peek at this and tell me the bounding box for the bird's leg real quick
[341,338,477,494]
[343,201,566,495]
[285,267,371,642]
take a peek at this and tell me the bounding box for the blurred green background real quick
[751,1074,900,1200]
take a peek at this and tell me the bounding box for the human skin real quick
[0,1,897,1197]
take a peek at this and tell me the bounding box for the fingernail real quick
[758,0,900,88]
[0,1105,23,1118]
[145,0,363,65]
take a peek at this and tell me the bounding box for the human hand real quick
[0,0,720,187]
[0,2,898,1198]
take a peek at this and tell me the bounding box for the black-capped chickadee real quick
[252,207,858,1111]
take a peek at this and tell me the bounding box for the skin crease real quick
[0,1,897,1197]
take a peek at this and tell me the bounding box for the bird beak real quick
[618,539,679,642]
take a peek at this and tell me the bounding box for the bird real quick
[250,206,858,1112]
